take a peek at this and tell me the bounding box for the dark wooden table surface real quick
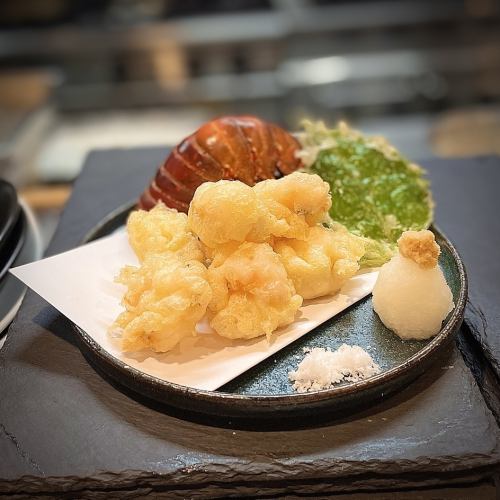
[1,151,499,499]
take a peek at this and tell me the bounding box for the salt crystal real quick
[288,344,381,393]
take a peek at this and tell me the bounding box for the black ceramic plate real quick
[0,180,20,255]
[74,202,467,419]
[0,202,43,339]
[0,209,26,283]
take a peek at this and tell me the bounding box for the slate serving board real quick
[427,157,500,382]
[0,150,499,498]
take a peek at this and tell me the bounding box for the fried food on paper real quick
[207,242,302,340]
[127,202,204,262]
[113,171,366,350]
[187,180,273,248]
[187,172,332,250]
[112,254,212,352]
[274,225,365,299]
[253,172,331,240]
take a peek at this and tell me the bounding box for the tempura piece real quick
[372,230,454,340]
[253,172,331,240]
[187,172,331,250]
[274,224,365,299]
[112,254,212,352]
[127,202,204,262]
[112,171,361,353]
[302,120,433,267]
[207,242,302,340]
[187,180,273,248]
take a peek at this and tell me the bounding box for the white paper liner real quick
[11,232,378,391]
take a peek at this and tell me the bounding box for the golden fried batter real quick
[274,225,365,299]
[187,172,331,249]
[112,254,212,352]
[187,180,274,248]
[398,230,440,268]
[112,172,364,351]
[207,242,302,340]
[127,202,204,262]
[253,172,331,240]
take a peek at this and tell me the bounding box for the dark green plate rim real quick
[73,201,467,419]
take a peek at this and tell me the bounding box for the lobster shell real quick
[138,115,302,212]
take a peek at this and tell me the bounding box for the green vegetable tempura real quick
[298,121,433,267]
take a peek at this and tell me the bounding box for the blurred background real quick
[1,0,500,246]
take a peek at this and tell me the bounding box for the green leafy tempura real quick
[298,121,433,267]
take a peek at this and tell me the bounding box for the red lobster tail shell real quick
[138,115,302,212]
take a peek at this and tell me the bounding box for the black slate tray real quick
[0,149,498,498]
[426,156,500,382]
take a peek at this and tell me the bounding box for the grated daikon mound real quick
[289,344,381,392]
[113,172,363,351]
[372,253,454,340]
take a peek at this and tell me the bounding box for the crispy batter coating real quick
[112,172,364,351]
[187,180,274,248]
[112,254,212,352]
[127,202,204,262]
[207,242,302,340]
[253,172,331,240]
[187,172,332,249]
[274,225,365,299]
[398,229,440,268]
